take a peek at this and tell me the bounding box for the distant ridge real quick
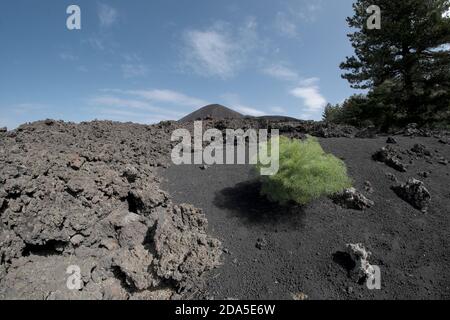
[179,104,244,122]
[253,115,299,121]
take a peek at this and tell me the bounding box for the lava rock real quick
[402,123,433,137]
[6,131,17,138]
[385,172,398,182]
[112,245,159,291]
[123,166,139,183]
[355,126,377,139]
[364,181,374,193]
[404,123,419,136]
[386,137,397,144]
[102,278,130,300]
[153,204,222,292]
[411,144,431,157]
[70,234,84,247]
[292,292,308,300]
[0,120,222,300]
[392,178,431,212]
[345,243,376,282]
[333,188,374,210]
[372,146,408,172]
[68,154,85,170]
[418,171,431,178]
[256,238,268,250]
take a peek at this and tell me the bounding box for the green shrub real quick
[256,136,352,205]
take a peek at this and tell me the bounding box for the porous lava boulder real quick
[392,178,431,213]
[332,188,374,210]
[345,243,376,282]
[372,145,408,172]
[154,204,222,292]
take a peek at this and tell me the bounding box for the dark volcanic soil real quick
[161,136,450,300]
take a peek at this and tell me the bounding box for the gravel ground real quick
[161,136,450,300]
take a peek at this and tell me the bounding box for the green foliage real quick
[322,103,343,124]
[322,95,370,127]
[340,0,450,128]
[256,136,352,205]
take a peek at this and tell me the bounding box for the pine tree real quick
[341,0,450,127]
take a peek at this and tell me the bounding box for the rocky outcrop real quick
[345,243,376,282]
[411,144,432,157]
[153,204,222,292]
[0,120,221,300]
[332,188,374,210]
[372,146,408,172]
[392,178,431,213]
[402,123,432,137]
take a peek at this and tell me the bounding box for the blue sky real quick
[0,0,360,129]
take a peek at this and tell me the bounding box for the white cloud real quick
[98,4,118,28]
[273,0,323,38]
[263,64,299,82]
[262,64,319,86]
[181,17,260,78]
[84,37,105,50]
[59,53,78,61]
[126,89,208,107]
[220,93,266,117]
[298,77,320,86]
[290,1,323,23]
[262,64,324,119]
[91,88,209,123]
[90,95,183,118]
[290,86,326,111]
[121,64,148,78]
[123,53,141,62]
[77,66,88,72]
[91,107,172,125]
[119,54,148,78]
[234,106,266,117]
[274,12,299,38]
[290,81,327,120]
[91,96,149,110]
[182,29,237,78]
[262,63,319,87]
